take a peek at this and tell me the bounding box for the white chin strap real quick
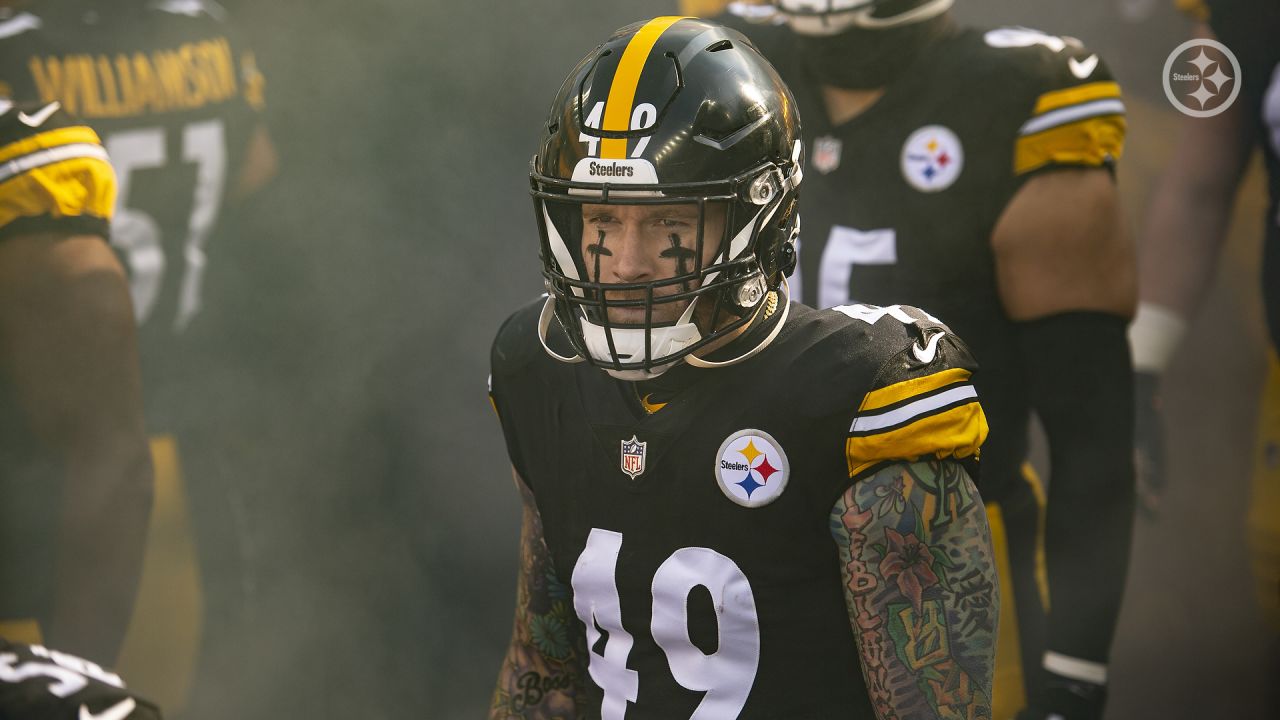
[581,300,703,381]
[537,279,791,380]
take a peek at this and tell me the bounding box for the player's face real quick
[580,202,725,325]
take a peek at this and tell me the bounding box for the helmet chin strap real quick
[537,294,586,364]
[685,275,791,370]
[580,299,704,381]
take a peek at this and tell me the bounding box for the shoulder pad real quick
[0,12,42,43]
[977,27,1127,176]
[825,304,988,478]
[0,639,163,719]
[491,297,559,379]
[0,101,115,238]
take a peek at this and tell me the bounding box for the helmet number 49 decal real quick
[580,101,658,158]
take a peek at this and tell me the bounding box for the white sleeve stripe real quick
[1019,99,1127,136]
[1043,651,1108,685]
[0,143,110,185]
[850,384,978,433]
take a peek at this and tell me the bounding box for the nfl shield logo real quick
[812,135,842,174]
[620,435,647,479]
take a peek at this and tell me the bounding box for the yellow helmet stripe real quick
[601,16,687,159]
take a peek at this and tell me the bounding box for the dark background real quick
[162,1,1275,717]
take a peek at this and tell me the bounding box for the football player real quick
[0,101,153,669]
[688,2,1137,718]
[0,636,162,719]
[0,0,276,711]
[1130,0,1280,710]
[489,16,998,718]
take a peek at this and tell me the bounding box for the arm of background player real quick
[992,166,1136,695]
[0,232,153,664]
[230,122,278,201]
[831,460,997,720]
[1136,22,1252,323]
[490,468,587,720]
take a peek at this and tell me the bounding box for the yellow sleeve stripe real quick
[0,125,102,165]
[859,367,972,412]
[846,402,989,478]
[1014,114,1126,176]
[1032,81,1122,116]
[0,156,117,231]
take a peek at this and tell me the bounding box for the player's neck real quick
[821,86,887,126]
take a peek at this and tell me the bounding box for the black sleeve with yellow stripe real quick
[0,102,116,241]
[1007,41,1127,179]
[839,307,989,483]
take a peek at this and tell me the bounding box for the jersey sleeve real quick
[837,306,989,480]
[489,299,554,483]
[985,29,1128,178]
[0,102,116,241]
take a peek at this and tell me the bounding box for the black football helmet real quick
[532,16,803,380]
[772,0,954,33]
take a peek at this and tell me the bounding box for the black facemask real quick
[795,12,954,90]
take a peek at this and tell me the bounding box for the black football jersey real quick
[1193,0,1280,355]
[0,638,161,719]
[722,14,1126,499]
[0,0,265,427]
[490,299,988,719]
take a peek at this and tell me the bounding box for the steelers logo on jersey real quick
[900,125,964,192]
[715,429,789,508]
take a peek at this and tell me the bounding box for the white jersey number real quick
[106,119,227,331]
[983,27,1075,53]
[571,528,760,719]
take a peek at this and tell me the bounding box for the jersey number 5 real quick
[571,528,760,719]
[106,119,227,331]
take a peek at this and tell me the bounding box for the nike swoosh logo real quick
[17,101,60,128]
[1068,55,1099,79]
[912,330,946,364]
[80,698,136,720]
[640,394,668,414]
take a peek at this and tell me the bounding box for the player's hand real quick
[1133,370,1166,519]
[1016,675,1108,720]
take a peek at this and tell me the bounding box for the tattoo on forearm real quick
[831,460,998,720]
[491,483,587,720]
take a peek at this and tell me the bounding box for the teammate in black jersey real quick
[0,0,277,711]
[0,102,153,669]
[490,16,998,719]
[1131,0,1280,712]
[0,636,162,719]
[689,2,1137,718]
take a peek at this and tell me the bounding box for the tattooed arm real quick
[831,460,998,720]
[491,469,588,720]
